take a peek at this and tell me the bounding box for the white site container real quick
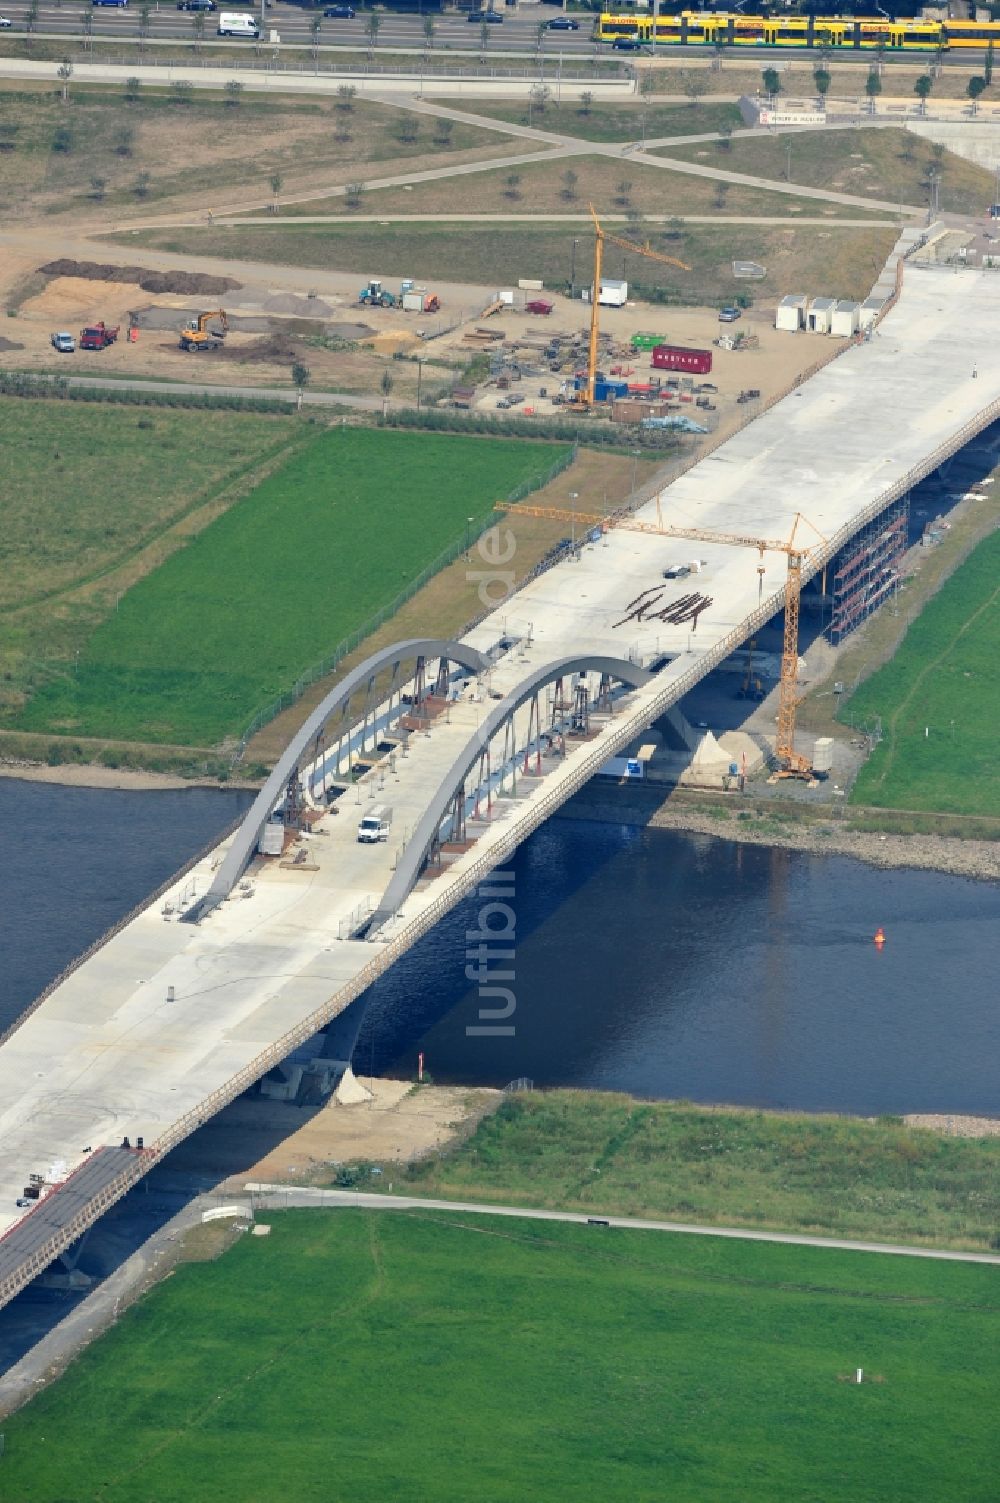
[831,300,860,338]
[813,737,835,775]
[806,296,836,334]
[859,294,889,330]
[776,294,807,332]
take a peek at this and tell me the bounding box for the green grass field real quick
[2,1208,998,1502]
[663,126,993,215]
[0,397,298,723]
[398,1092,1000,1252]
[846,528,1000,815]
[409,96,745,143]
[121,221,898,309]
[9,429,568,747]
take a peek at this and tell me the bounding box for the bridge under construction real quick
[2,261,999,1311]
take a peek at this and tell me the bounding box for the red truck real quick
[651,344,712,375]
[79,322,120,351]
[525,299,554,316]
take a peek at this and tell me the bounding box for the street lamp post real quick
[466,515,474,560]
[630,447,640,495]
[416,357,425,410]
[569,490,579,558]
[570,236,579,299]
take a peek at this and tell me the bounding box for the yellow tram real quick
[594,11,1000,51]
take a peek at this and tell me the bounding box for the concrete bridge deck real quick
[2,264,999,1307]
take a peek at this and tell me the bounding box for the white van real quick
[357,805,392,844]
[217,11,259,35]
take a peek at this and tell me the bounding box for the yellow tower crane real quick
[583,204,691,408]
[498,500,826,778]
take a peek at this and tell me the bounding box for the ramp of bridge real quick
[2,265,1000,1309]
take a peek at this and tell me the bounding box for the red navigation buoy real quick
[874,926,886,947]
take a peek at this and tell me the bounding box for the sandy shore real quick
[562,787,1000,883]
[0,760,260,792]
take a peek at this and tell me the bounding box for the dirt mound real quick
[38,260,242,297]
[217,331,301,365]
[262,292,333,316]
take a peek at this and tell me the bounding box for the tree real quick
[344,180,366,207]
[56,60,73,105]
[914,74,933,115]
[52,123,73,153]
[291,361,310,399]
[432,117,454,146]
[814,66,831,105]
[336,83,356,112]
[761,66,780,100]
[365,10,380,55]
[380,368,393,416]
[25,0,39,37]
[479,18,490,56]
[713,181,729,211]
[422,14,435,50]
[614,178,633,207]
[80,8,93,51]
[637,68,656,98]
[115,123,135,157]
[715,122,733,152]
[663,215,685,240]
[865,68,882,114]
[968,75,987,114]
[395,115,418,143]
[503,171,522,200]
[711,39,726,72]
[682,70,706,106]
[560,168,578,201]
[172,80,193,105]
[310,13,322,60]
[529,82,551,117]
[986,39,995,87]
[225,79,243,107]
[133,169,151,198]
[124,75,142,103]
[90,174,108,200]
[192,11,206,52]
[137,2,151,52]
[535,20,547,52]
[579,90,593,117]
[269,171,283,212]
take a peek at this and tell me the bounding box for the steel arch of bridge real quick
[367,654,650,934]
[196,638,490,917]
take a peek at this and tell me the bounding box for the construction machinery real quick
[179,310,228,352]
[579,205,691,409]
[498,499,825,778]
[359,279,397,309]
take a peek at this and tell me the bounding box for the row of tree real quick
[761,47,995,114]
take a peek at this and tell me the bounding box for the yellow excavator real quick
[179,310,229,352]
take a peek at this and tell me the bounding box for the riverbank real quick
[561,782,1000,882]
[0,759,259,792]
[388,1090,1000,1253]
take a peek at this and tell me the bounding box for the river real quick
[3,780,998,1115]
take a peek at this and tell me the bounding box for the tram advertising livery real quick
[594,10,1000,50]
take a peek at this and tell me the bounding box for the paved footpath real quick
[250,1186,1000,1265]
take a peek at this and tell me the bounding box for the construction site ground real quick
[1,242,833,411]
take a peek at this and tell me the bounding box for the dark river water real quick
[3,780,998,1115]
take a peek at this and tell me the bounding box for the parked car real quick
[547,15,580,27]
[177,0,216,10]
[468,8,503,21]
[51,332,76,353]
[611,33,643,49]
[718,306,742,322]
[0,15,12,26]
[15,1197,31,1208]
[323,4,355,15]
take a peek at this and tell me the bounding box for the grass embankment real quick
[2,1208,997,1502]
[276,152,886,218]
[0,397,299,726]
[0,81,503,218]
[9,428,568,747]
[844,527,1000,816]
[121,221,899,307]
[663,126,993,215]
[431,96,745,142]
[400,1092,1000,1251]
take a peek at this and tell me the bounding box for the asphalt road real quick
[0,2,995,66]
[58,372,383,406]
[250,1186,1000,1265]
